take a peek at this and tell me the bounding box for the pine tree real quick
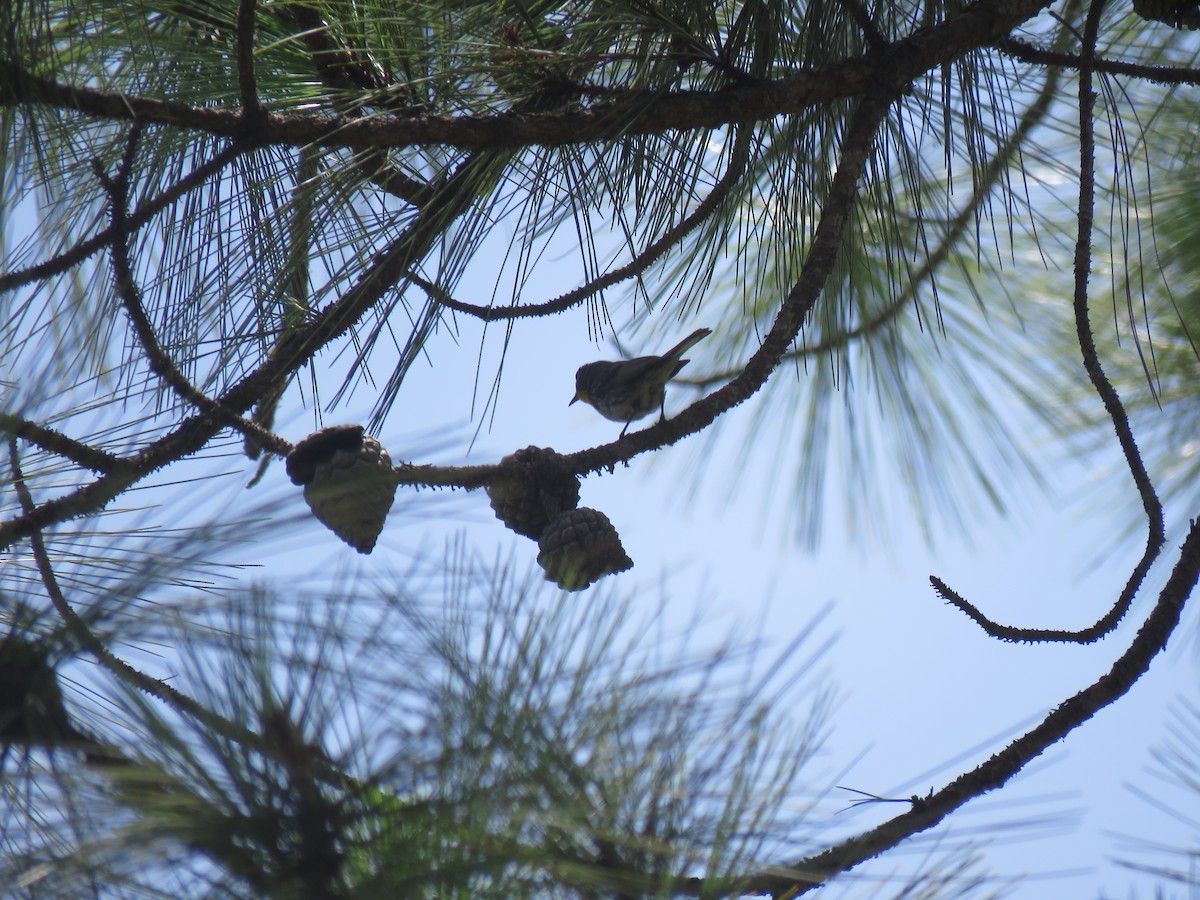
[2,0,1200,895]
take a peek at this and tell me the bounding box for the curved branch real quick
[0,139,245,293]
[935,0,1165,645]
[95,138,293,459]
[417,131,752,321]
[737,516,1200,897]
[566,88,897,474]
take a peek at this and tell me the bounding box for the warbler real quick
[570,327,712,436]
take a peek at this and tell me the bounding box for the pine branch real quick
[9,438,264,753]
[768,517,1200,896]
[566,87,897,474]
[0,139,245,293]
[933,0,1165,645]
[998,36,1200,85]
[94,132,293,459]
[685,44,1069,387]
[236,0,262,121]
[0,412,130,475]
[413,130,752,322]
[1,0,1058,153]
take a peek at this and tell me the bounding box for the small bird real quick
[570,328,712,436]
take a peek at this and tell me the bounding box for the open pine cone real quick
[486,446,581,539]
[288,425,396,553]
[537,507,633,591]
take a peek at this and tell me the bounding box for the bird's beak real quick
[569,391,582,406]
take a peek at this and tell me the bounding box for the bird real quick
[570,328,712,437]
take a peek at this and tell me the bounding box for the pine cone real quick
[486,446,580,539]
[537,507,633,591]
[290,426,396,553]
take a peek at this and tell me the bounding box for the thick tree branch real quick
[236,0,261,120]
[839,0,887,49]
[0,0,1054,152]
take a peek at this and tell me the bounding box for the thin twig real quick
[0,412,130,474]
[0,139,244,294]
[417,131,752,322]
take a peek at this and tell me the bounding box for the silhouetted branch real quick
[998,36,1200,85]
[0,413,130,475]
[839,0,887,49]
[764,516,1200,897]
[417,131,751,322]
[8,438,261,749]
[93,133,293,459]
[934,0,1164,645]
[0,1,1057,153]
[0,139,244,293]
[236,0,261,120]
[9,439,368,793]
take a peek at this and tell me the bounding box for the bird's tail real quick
[662,327,713,362]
